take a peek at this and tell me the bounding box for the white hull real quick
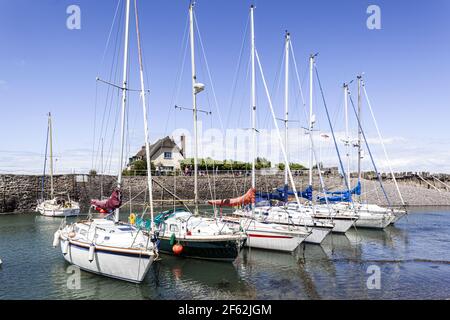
[60,238,153,283]
[313,217,356,233]
[36,198,80,217]
[246,230,304,252]
[390,211,407,225]
[304,227,331,244]
[223,216,308,252]
[39,208,80,217]
[354,214,394,229]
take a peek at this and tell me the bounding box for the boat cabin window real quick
[170,224,179,233]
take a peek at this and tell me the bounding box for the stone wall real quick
[2,171,450,213]
[0,173,343,213]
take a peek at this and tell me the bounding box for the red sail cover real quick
[208,188,255,207]
[91,189,122,213]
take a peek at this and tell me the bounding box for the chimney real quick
[180,134,186,157]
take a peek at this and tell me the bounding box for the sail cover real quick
[208,188,255,207]
[91,189,122,213]
[325,181,361,196]
[317,181,361,203]
[257,185,313,203]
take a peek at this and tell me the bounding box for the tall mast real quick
[48,112,54,199]
[134,0,154,226]
[357,75,362,183]
[284,31,290,188]
[184,2,205,215]
[100,138,104,198]
[308,54,314,188]
[115,0,131,223]
[189,2,200,215]
[250,5,256,196]
[344,83,351,189]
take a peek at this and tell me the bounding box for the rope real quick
[347,90,392,208]
[314,65,352,193]
[417,173,441,192]
[432,176,450,191]
[361,80,405,205]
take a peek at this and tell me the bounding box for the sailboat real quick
[53,0,156,283]
[152,2,246,261]
[314,74,404,229]
[329,77,405,228]
[36,112,80,217]
[256,34,357,235]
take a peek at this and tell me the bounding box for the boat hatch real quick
[118,227,133,231]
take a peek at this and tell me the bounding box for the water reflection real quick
[142,254,255,299]
[1,211,450,299]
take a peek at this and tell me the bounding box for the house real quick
[128,135,185,172]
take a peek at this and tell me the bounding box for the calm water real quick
[1,207,450,300]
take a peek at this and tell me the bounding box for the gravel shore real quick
[357,179,450,207]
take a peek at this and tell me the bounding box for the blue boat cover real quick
[317,181,361,203]
[256,185,313,203]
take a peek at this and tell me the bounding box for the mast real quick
[308,54,314,188]
[135,0,154,226]
[357,75,362,183]
[115,0,131,223]
[344,83,351,189]
[100,138,104,198]
[48,112,54,199]
[189,2,199,215]
[250,5,256,197]
[284,31,290,189]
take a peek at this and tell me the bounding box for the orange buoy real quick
[172,243,183,255]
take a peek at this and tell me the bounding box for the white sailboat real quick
[319,78,404,229]
[222,7,311,251]
[53,0,156,283]
[153,2,246,261]
[299,62,358,233]
[36,112,80,217]
[354,76,407,226]
[250,32,344,244]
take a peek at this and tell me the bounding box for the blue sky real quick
[1,0,449,174]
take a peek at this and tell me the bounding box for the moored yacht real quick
[223,215,310,252]
[53,0,158,283]
[154,209,246,261]
[36,113,80,217]
[235,205,332,244]
[56,217,155,283]
[149,3,246,262]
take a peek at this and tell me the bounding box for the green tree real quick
[123,160,155,176]
[255,157,271,169]
[277,162,307,171]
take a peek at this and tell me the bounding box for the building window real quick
[164,152,172,159]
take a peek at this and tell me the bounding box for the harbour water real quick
[1,207,449,300]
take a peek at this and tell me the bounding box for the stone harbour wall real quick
[1,172,450,213]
